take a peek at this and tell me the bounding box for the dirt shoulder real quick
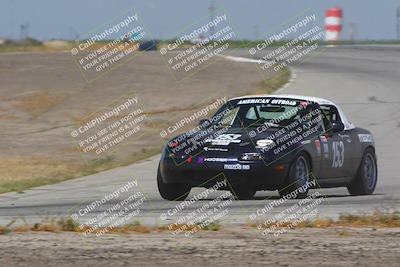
[0,227,399,267]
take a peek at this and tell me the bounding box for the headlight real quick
[169,153,187,159]
[256,139,274,148]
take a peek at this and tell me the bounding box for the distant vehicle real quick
[158,95,377,200]
[139,40,158,51]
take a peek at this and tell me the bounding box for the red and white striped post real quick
[325,7,343,42]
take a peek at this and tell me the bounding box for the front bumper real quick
[160,156,290,190]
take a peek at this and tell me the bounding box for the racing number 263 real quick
[332,140,344,168]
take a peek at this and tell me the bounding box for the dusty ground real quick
[0,51,273,160]
[0,51,284,192]
[0,227,399,267]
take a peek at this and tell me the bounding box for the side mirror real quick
[199,119,211,129]
[332,122,345,132]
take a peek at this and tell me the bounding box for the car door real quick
[319,105,356,178]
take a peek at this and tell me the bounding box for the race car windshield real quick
[211,98,307,128]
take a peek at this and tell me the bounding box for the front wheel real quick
[157,165,191,201]
[278,153,311,199]
[347,147,377,196]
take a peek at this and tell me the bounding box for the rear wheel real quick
[157,165,191,201]
[278,153,311,199]
[347,148,377,196]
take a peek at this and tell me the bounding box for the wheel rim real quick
[295,156,309,189]
[364,153,376,190]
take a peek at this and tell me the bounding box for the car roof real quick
[229,94,355,130]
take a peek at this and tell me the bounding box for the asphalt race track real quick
[1,45,399,226]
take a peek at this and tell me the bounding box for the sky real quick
[1,0,400,41]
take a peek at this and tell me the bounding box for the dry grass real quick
[0,157,84,194]
[253,68,291,95]
[0,218,221,235]
[165,222,221,233]
[0,41,139,53]
[2,211,399,236]
[0,147,160,194]
[0,45,68,53]
[14,91,66,118]
[334,212,400,227]
[0,114,18,120]
[248,211,400,229]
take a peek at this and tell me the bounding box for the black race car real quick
[158,95,377,200]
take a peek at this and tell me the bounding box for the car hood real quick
[167,126,281,156]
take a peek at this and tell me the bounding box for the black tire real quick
[157,165,191,201]
[278,153,311,199]
[347,147,377,196]
[230,185,256,200]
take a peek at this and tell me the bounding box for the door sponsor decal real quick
[204,147,228,152]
